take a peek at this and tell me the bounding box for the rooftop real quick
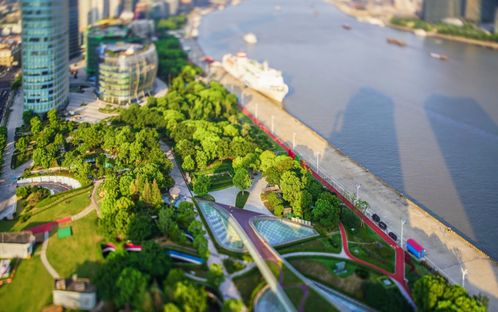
[0,231,35,244]
[54,277,96,293]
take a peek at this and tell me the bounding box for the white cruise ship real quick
[222,52,289,103]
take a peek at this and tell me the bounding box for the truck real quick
[407,239,425,259]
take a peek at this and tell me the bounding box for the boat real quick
[222,52,289,103]
[342,24,352,30]
[386,38,406,47]
[430,52,448,61]
[414,29,427,37]
[243,33,258,44]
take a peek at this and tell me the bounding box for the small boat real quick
[342,24,352,30]
[387,38,406,47]
[430,52,448,61]
[243,33,258,44]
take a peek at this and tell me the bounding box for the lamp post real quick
[356,184,361,200]
[255,103,259,119]
[400,218,407,247]
[271,115,275,133]
[316,152,319,172]
[461,267,468,288]
[292,132,296,149]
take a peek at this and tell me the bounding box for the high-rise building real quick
[69,0,81,59]
[464,0,498,23]
[422,0,462,22]
[495,7,498,32]
[21,0,69,113]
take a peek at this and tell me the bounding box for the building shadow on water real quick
[328,87,405,193]
[424,94,498,261]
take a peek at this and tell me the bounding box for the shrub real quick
[355,268,370,279]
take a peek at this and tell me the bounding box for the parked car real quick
[378,221,387,230]
[388,232,397,241]
[372,213,380,222]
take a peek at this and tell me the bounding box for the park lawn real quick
[288,255,410,311]
[235,191,250,208]
[276,233,342,254]
[232,267,266,307]
[46,211,103,280]
[341,209,395,273]
[0,247,53,312]
[12,187,92,231]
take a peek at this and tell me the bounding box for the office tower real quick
[495,7,498,32]
[79,0,114,34]
[422,0,462,22]
[69,0,81,59]
[464,0,498,23]
[21,0,69,113]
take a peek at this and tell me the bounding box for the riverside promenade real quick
[184,53,498,308]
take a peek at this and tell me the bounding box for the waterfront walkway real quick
[183,47,498,307]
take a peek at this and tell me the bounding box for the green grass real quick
[0,247,53,312]
[232,267,266,307]
[46,211,104,280]
[235,191,249,208]
[288,255,410,311]
[405,254,433,288]
[341,209,395,273]
[194,160,235,191]
[276,234,341,254]
[0,187,92,232]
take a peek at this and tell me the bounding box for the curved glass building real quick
[21,0,69,113]
[98,43,157,105]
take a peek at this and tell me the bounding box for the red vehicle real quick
[202,55,214,63]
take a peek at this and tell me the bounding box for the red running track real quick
[239,104,411,296]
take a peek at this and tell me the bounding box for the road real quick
[181,34,498,309]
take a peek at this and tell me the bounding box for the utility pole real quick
[400,218,407,247]
[461,267,468,288]
[316,152,319,172]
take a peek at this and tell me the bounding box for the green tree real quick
[222,299,246,312]
[115,267,148,309]
[169,281,208,312]
[177,201,196,228]
[30,116,42,136]
[413,275,486,312]
[232,167,251,192]
[193,234,209,260]
[193,175,210,196]
[312,198,340,231]
[164,303,181,312]
[158,206,182,241]
[187,220,205,237]
[182,155,195,172]
[128,214,153,242]
[206,264,225,289]
[280,171,304,214]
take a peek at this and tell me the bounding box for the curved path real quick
[38,181,101,279]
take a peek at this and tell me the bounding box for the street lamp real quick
[356,184,361,200]
[255,103,259,119]
[316,152,320,172]
[461,267,468,288]
[292,132,296,149]
[271,115,275,133]
[400,218,407,247]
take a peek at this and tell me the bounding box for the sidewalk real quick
[0,91,32,220]
[207,64,498,310]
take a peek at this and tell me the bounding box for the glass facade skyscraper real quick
[21,0,70,113]
[69,0,81,59]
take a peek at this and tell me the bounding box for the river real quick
[197,0,498,259]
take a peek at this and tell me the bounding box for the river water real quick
[197,0,498,259]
